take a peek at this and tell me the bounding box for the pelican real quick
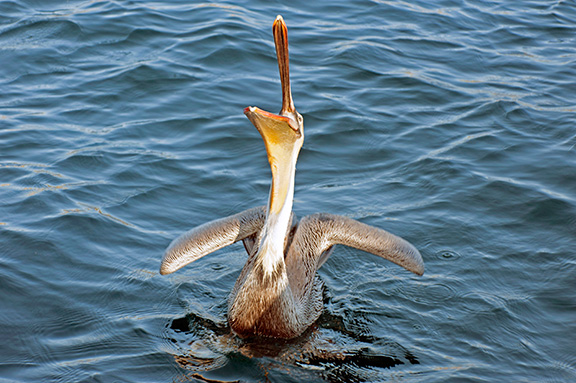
[160,15,424,339]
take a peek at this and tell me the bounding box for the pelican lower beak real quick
[244,107,300,135]
[244,106,303,164]
[244,106,302,215]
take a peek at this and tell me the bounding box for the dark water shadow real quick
[164,296,421,382]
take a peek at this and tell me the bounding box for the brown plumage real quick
[160,15,424,339]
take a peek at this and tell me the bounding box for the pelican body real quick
[160,16,424,339]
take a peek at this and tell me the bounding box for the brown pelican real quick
[160,15,424,339]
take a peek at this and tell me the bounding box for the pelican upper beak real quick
[273,15,295,117]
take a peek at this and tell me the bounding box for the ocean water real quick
[1,1,575,382]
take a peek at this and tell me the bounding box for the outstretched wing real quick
[286,213,424,288]
[160,206,266,275]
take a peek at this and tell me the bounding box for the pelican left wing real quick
[160,206,266,275]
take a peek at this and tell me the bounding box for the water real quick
[1,0,575,381]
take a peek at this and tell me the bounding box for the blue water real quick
[1,1,575,382]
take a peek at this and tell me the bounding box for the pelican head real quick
[244,15,303,216]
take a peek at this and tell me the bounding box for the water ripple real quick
[1,0,575,382]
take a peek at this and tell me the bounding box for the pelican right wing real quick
[288,213,424,276]
[160,206,266,275]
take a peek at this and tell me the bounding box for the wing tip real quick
[159,250,180,275]
[413,263,425,276]
[409,248,425,276]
